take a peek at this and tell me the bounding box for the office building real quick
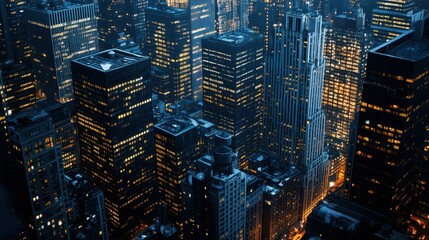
[347,19,429,226]
[65,169,109,240]
[0,0,10,62]
[262,9,329,219]
[72,49,156,236]
[248,0,293,54]
[248,152,302,240]
[154,117,202,227]
[371,0,424,43]
[146,2,192,105]
[215,0,249,34]
[166,0,215,101]
[182,132,247,239]
[24,2,99,104]
[6,108,69,239]
[98,0,128,49]
[305,194,408,240]
[126,0,148,51]
[202,30,264,169]
[44,104,80,169]
[1,0,31,65]
[0,61,35,156]
[322,7,371,188]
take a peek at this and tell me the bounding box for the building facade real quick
[262,9,329,219]
[202,30,264,169]
[322,7,371,188]
[24,2,99,104]
[72,49,156,237]
[371,0,424,43]
[7,109,69,239]
[347,20,429,226]
[146,2,192,105]
[154,117,202,228]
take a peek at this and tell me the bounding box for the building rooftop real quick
[373,18,429,62]
[385,39,429,61]
[210,29,262,45]
[145,2,187,15]
[155,117,198,136]
[73,49,148,72]
[29,1,93,13]
[8,108,49,130]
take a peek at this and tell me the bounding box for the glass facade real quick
[72,49,156,237]
[146,3,192,105]
[348,26,429,226]
[202,30,264,169]
[25,2,99,104]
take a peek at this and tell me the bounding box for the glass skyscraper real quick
[24,2,99,104]
[202,30,264,169]
[72,49,156,237]
[347,20,429,226]
[146,2,192,105]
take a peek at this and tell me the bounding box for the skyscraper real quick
[146,2,192,105]
[248,0,293,54]
[24,2,99,104]
[126,0,148,50]
[262,9,329,219]
[215,0,249,34]
[154,117,202,227]
[7,108,69,239]
[347,19,429,226]
[166,0,216,101]
[322,7,371,188]
[98,0,128,49]
[202,30,264,169]
[2,0,31,65]
[72,49,156,236]
[371,0,424,43]
[0,61,36,156]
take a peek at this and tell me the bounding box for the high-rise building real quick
[248,0,293,54]
[0,61,35,156]
[72,49,156,236]
[166,0,216,101]
[2,0,31,65]
[146,2,192,105]
[322,7,371,188]
[248,152,302,240]
[182,132,248,240]
[202,30,264,169]
[262,9,329,219]
[347,19,429,226]
[98,0,128,49]
[65,169,109,240]
[24,2,99,104]
[215,0,249,34]
[126,0,148,50]
[44,104,80,170]
[371,0,424,43]
[154,117,202,227]
[0,0,10,62]
[6,108,69,239]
